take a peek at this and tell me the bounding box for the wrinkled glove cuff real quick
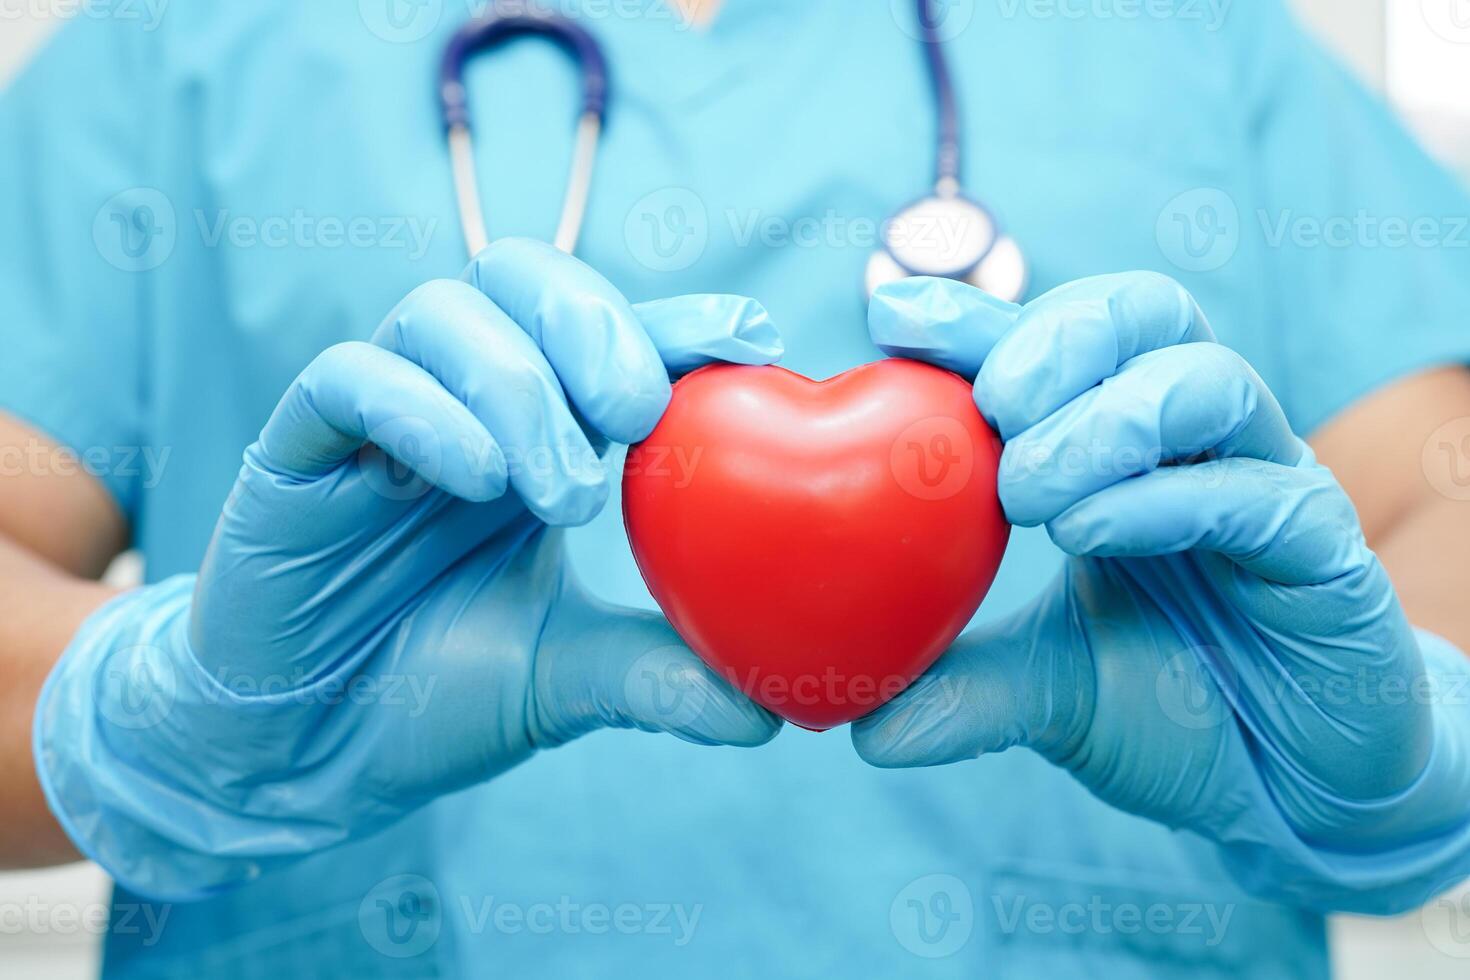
[34,576,334,902]
[1215,628,1470,914]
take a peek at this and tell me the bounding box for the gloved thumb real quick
[867,276,1020,378]
[850,592,1089,768]
[534,586,784,749]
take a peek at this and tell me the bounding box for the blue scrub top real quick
[4,2,1470,976]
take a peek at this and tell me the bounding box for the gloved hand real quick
[857,271,1470,913]
[34,239,784,901]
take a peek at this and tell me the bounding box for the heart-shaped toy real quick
[623,358,1009,730]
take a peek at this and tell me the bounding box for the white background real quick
[1,2,1468,978]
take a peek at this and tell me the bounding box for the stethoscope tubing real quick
[439,10,608,255]
[436,0,1013,297]
[914,0,963,196]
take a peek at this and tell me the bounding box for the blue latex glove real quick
[34,239,784,901]
[858,271,1470,914]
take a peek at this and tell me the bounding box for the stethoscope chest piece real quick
[864,193,1029,303]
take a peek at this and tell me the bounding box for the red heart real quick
[623,358,1010,730]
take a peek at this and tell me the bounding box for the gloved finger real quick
[255,341,506,501]
[371,279,606,526]
[536,598,783,748]
[867,276,1021,378]
[464,238,670,445]
[603,638,784,747]
[977,272,1216,440]
[633,294,785,376]
[1047,451,1367,586]
[1000,343,1301,526]
[851,595,1088,768]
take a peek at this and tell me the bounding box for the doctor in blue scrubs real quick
[3,1,1470,976]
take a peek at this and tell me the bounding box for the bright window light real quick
[1388,0,1470,116]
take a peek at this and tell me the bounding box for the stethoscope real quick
[438,0,1029,303]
